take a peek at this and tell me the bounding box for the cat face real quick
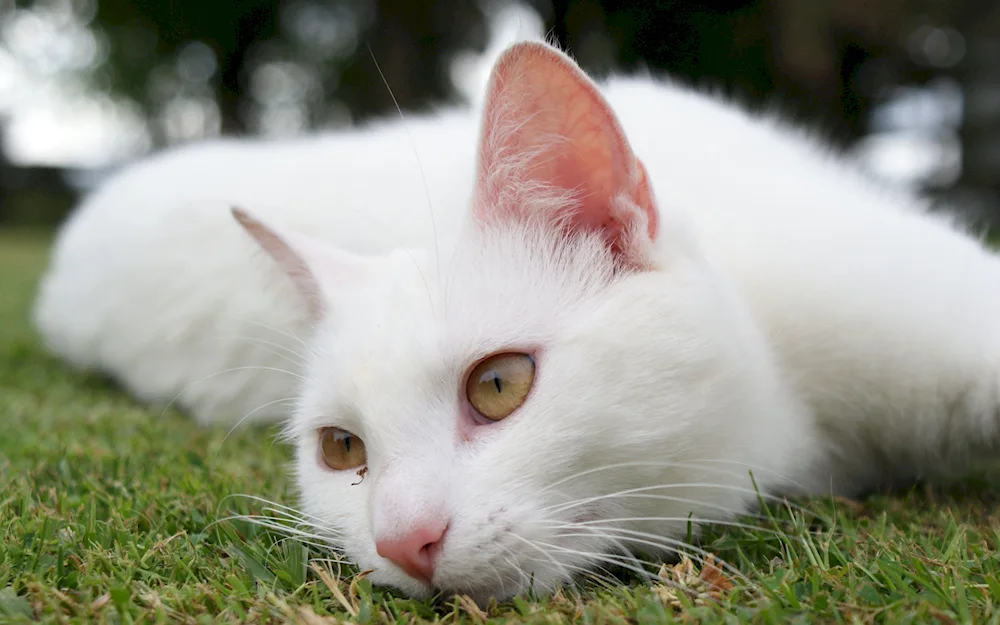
[237,42,807,601]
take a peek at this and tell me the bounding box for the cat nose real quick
[375,520,448,583]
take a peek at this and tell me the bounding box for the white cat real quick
[33,39,1000,602]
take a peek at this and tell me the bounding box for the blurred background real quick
[1,0,999,229]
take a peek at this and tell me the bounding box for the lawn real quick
[1,228,998,624]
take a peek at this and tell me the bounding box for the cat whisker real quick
[219,494,330,526]
[158,365,306,417]
[205,333,310,368]
[485,562,508,598]
[366,44,440,311]
[558,514,788,536]
[257,507,342,534]
[212,495,347,545]
[537,459,765,481]
[538,539,739,604]
[543,525,751,587]
[531,539,659,585]
[543,514,791,547]
[273,419,302,444]
[211,514,346,551]
[537,459,788,495]
[211,314,319,358]
[498,544,534,591]
[519,552,620,591]
[679,458,808,492]
[543,490,766,522]
[268,534,343,556]
[222,397,298,441]
[512,530,644,595]
[544,486,809,531]
[307,555,354,577]
[543,481,809,517]
[210,511,339,537]
[508,532,579,591]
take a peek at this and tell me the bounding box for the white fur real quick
[33,37,1000,602]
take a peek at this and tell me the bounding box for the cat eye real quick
[318,427,367,471]
[466,352,535,421]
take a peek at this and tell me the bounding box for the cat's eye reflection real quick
[318,427,367,470]
[466,352,535,421]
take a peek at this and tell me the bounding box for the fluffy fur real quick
[33,35,1000,602]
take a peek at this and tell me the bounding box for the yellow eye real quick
[466,352,535,421]
[319,428,367,470]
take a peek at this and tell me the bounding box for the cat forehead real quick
[303,224,619,409]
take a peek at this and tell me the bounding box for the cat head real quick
[235,41,806,602]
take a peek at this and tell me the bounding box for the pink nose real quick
[375,520,448,583]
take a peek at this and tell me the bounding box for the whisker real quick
[536,460,782,495]
[533,540,658,584]
[222,397,297,441]
[508,532,579,591]
[544,491,778,524]
[212,314,319,358]
[209,512,342,537]
[528,543,740,604]
[544,482,807,517]
[211,496,347,543]
[262,533,341,554]
[541,459,794,492]
[541,540,738,602]
[515,529,652,588]
[270,534,345,556]
[273,419,301,445]
[218,494,329,525]
[307,555,354,576]
[258,507,339,532]
[544,527,751,587]
[158,365,306,417]
[680,458,808,492]
[205,334,309,368]
[498,544,533,591]
[519,552,621,590]
[366,43,440,312]
[543,514,785,538]
[210,515,345,550]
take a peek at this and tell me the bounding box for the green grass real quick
[1,228,999,624]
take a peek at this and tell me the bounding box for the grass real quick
[1,228,999,624]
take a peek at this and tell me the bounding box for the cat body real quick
[33,41,1000,601]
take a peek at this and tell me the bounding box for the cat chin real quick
[368,564,565,606]
[365,568,438,601]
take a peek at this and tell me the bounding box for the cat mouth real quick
[424,563,533,604]
[432,586,508,608]
[430,570,545,606]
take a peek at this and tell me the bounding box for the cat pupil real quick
[492,374,502,393]
[343,436,351,453]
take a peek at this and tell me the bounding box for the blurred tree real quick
[9,0,976,147]
[955,2,1000,193]
[95,0,277,134]
[4,0,999,226]
[538,0,926,145]
[40,0,486,143]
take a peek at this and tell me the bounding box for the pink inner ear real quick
[475,42,658,265]
[232,207,371,321]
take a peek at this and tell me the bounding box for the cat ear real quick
[232,207,368,319]
[474,41,659,269]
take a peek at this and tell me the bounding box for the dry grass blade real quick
[653,554,736,610]
[456,594,489,622]
[295,604,347,625]
[310,562,358,617]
